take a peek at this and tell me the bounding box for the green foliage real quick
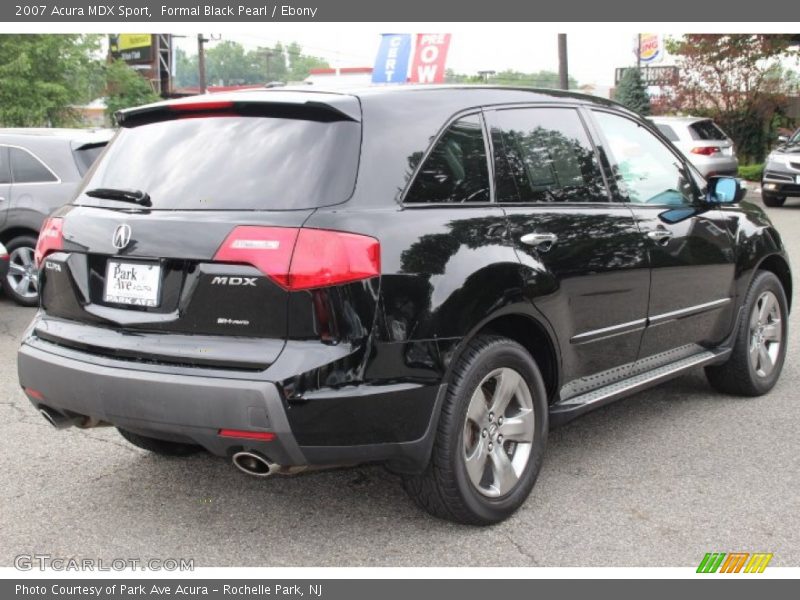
[662,35,799,163]
[104,59,161,124]
[0,34,103,127]
[174,40,330,88]
[615,68,651,115]
[737,164,764,181]
[445,68,579,89]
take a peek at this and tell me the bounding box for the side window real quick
[0,147,10,184]
[654,123,679,142]
[593,111,697,206]
[405,115,490,204]
[10,147,58,184]
[491,107,608,203]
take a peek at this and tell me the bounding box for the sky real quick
[172,25,672,88]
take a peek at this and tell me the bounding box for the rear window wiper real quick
[84,187,152,207]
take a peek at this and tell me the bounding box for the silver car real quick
[0,128,112,305]
[649,116,738,178]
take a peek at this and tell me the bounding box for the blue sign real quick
[372,34,412,84]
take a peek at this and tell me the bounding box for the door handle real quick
[646,229,673,244]
[520,232,558,250]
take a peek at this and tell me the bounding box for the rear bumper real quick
[18,341,306,464]
[17,338,445,473]
[689,156,738,178]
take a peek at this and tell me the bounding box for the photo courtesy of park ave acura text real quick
[0,3,799,582]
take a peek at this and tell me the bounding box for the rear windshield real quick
[75,116,361,210]
[73,143,107,176]
[655,124,679,141]
[689,120,727,141]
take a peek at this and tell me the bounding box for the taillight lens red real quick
[690,146,721,156]
[35,217,64,267]
[213,226,380,291]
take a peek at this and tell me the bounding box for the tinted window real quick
[77,116,360,210]
[0,147,10,184]
[405,115,490,204]
[594,111,697,206]
[655,124,679,141]
[73,144,106,176]
[491,107,608,203]
[689,120,727,141]
[10,147,58,183]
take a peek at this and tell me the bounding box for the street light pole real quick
[558,34,569,90]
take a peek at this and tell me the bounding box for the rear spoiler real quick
[117,94,361,127]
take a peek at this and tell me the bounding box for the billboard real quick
[109,34,153,64]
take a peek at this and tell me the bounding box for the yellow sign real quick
[118,34,151,51]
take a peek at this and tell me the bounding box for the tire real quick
[705,271,788,396]
[762,193,786,208]
[403,335,548,525]
[117,428,203,456]
[1,235,40,306]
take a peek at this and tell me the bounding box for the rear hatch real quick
[687,119,734,157]
[35,93,363,371]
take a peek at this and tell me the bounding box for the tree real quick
[0,34,103,127]
[173,40,330,88]
[445,69,579,89]
[104,59,160,123]
[662,34,799,163]
[615,68,651,115]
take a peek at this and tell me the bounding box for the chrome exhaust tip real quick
[232,451,280,478]
[38,406,75,429]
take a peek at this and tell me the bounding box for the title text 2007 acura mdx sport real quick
[18,87,791,524]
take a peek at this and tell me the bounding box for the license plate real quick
[104,260,161,307]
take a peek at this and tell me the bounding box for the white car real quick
[649,116,738,178]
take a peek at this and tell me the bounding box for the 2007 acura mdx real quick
[18,87,791,524]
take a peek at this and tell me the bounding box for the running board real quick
[549,349,730,426]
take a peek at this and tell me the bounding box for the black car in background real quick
[762,128,800,207]
[0,128,112,305]
[18,87,791,524]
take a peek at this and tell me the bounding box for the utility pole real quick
[197,33,208,93]
[557,34,569,91]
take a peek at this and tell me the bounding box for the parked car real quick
[18,88,791,525]
[649,116,738,178]
[762,127,800,207]
[0,128,113,305]
[0,241,7,289]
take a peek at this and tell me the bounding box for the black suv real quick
[18,87,791,525]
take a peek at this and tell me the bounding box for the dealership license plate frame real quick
[103,259,162,308]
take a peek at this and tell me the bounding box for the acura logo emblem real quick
[112,224,132,250]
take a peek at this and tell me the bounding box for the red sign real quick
[409,34,451,84]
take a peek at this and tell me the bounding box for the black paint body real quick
[19,87,792,472]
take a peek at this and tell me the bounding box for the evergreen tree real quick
[615,68,651,115]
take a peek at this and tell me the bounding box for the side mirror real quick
[707,176,744,204]
[777,135,789,144]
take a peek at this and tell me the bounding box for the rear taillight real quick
[34,217,64,267]
[690,146,721,156]
[213,226,380,291]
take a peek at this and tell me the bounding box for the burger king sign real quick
[638,33,663,64]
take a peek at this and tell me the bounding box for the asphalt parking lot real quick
[1,191,798,568]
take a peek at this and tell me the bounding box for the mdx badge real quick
[112,224,132,250]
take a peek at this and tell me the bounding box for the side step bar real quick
[549,349,730,426]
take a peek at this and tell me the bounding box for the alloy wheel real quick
[6,246,38,300]
[749,290,782,378]
[462,367,535,498]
